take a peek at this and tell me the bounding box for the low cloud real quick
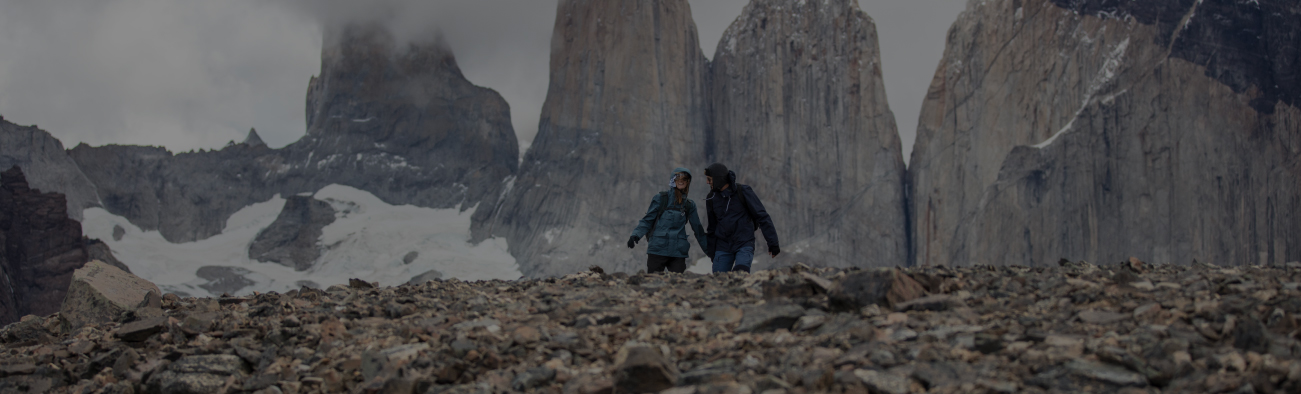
[0,0,964,163]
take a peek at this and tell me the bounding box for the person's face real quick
[675,174,689,190]
[706,176,713,188]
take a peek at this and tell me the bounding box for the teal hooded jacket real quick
[630,167,708,258]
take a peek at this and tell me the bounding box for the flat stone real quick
[800,272,835,293]
[793,315,826,332]
[511,367,556,391]
[1129,280,1155,291]
[1078,310,1127,325]
[853,369,910,394]
[1066,359,1147,387]
[380,343,428,363]
[911,362,969,389]
[613,346,678,394]
[1132,303,1162,319]
[893,294,956,312]
[147,355,248,394]
[0,363,36,376]
[67,339,96,355]
[889,329,918,342]
[513,326,542,344]
[180,312,218,334]
[169,355,247,375]
[737,303,806,333]
[698,306,742,324]
[452,318,501,333]
[869,350,899,367]
[114,316,168,342]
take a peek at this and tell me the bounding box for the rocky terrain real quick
[65,22,518,245]
[0,166,125,326]
[908,0,1301,268]
[709,0,908,267]
[475,0,714,277]
[2,258,1299,393]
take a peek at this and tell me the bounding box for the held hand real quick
[627,236,639,249]
[769,245,780,257]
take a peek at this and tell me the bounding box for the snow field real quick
[81,184,521,298]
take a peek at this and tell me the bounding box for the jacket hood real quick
[672,167,691,177]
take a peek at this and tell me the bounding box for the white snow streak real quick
[1034,38,1129,149]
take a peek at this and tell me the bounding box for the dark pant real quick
[647,254,686,273]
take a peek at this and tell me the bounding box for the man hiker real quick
[703,163,779,273]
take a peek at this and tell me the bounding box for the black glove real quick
[627,236,639,249]
[769,245,780,257]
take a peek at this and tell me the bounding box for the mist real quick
[0,0,965,163]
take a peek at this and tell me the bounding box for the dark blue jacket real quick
[705,171,779,254]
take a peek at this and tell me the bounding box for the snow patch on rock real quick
[82,185,520,298]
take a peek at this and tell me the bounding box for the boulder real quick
[829,268,927,310]
[60,260,161,329]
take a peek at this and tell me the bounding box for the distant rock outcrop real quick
[710,0,908,267]
[0,119,100,221]
[908,0,1301,267]
[292,23,519,217]
[476,0,712,277]
[242,128,266,148]
[67,143,279,244]
[68,23,519,245]
[248,195,336,271]
[0,166,103,325]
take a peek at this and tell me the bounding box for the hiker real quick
[703,163,779,273]
[627,167,709,273]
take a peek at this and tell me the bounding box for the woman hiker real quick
[626,167,708,273]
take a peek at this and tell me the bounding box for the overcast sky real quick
[0,0,966,163]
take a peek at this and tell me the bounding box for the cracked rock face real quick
[0,119,100,222]
[68,23,519,245]
[908,0,1301,267]
[710,0,908,268]
[476,0,712,277]
[0,166,102,326]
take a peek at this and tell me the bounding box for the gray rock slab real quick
[61,260,161,329]
[737,303,806,333]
